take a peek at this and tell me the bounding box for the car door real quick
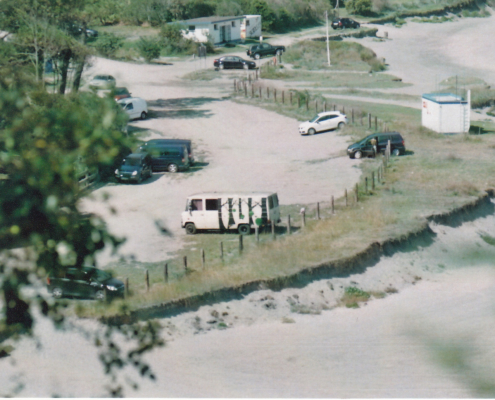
[223,56,233,69]
[362,139,375,157]
[232,56,242,69]
[124,102,137,119]
[319,115,337,131]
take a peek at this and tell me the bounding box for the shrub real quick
[136,37,162,63]
[346,0,373,15]
[91,33,124,58]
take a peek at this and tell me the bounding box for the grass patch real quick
[283,40,386,72]
[182,70,221,81]
[340,286,371,308]
[479,232,495,246]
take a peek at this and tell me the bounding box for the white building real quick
[421,92,471,134]
[241,15,262,40]
[179,16,244,45]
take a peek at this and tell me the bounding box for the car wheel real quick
[95,290,106,301]
[52,287,63,299]
[254,54,261,60]
[243,64,249,70]
[308,128,316,135]
[356,23,361,28]
[354,151,363,159]
[140,111,147,120]
[338,122,345,129]
[392,148,400,156]
[238,224,250,235]
[137,173,142,184]
[185,223,197,235]
[220,64,224,70]
[148,169,153,179]
[168,163,178,173]
[276,49,282,56]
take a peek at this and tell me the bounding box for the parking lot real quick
[80,56,361,263]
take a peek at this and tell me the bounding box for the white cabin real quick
[421,92,470,134]
[179,16,244,45]
[241,15,262,40]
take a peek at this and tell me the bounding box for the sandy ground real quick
[3,14,495,398]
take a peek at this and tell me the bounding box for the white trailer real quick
[241,15,262,40]
[181,192,280,235]
[421,91,470,134]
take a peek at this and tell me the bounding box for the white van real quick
[181,192,281,235]
[118,97,148,120]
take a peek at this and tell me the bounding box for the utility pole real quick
[326,10,331,67]
[335,0,340,17]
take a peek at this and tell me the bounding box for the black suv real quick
[47,266,125,300]
[115,152,153,183]
[247,43,285,60]
[347,132,405,159]
[331,18,360,29]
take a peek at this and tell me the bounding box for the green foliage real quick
[136,37,162,62]
[346,0,373,15]
[91,32,124,58]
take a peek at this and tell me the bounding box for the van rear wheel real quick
[140,111,147,120]
[168,164,178,173]
[238,224,250,235]
[185,223,197,235]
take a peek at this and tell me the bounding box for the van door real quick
[190,198,220,229]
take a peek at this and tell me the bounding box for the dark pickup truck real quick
[247,43,286,60]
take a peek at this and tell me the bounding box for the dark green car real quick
[347,132,405,159]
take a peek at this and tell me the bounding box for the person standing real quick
[370,137,377,158]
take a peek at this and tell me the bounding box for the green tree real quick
[91,32,124,58]
[137,37,163,63]
[0,68,163,396]
[346,0,373,15]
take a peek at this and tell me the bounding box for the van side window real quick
[191,199,203,211]
[205,199,218,211]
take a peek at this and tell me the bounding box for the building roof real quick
[179,16,245,25]
[422,92,467,104]
[187,192,277,198]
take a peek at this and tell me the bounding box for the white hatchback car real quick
[88,74,116,89]
[299,111,348,135]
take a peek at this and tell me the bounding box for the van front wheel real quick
[238,224,250,235]
[185,223,197,235]
[354,151,363,159]
[168,164,178,173]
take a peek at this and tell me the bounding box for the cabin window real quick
[231,21,235,27]
[191,199,203,211]
[205,199,218,211]
[214,24,218,30]
[246,20,250,26]
[189,25,195,31]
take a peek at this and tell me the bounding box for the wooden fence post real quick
[290,91,293,105]
[375,116,378,131]
[252,85,254,98]
[342,106,345,114]
[201,248,205,269]
[368,113,371,129]
[259,86,262,99]
[316,202,320,220]
[282,90,284,104]
[220,241,224,260]
[234,79,236,91]
[331,195,335,214]
[324,101,327,112]
[271,220,276,239]
[239,235,244,253]
[365,177,368,194]
[183,256,187,272]
[298,96,301,108]
[274,88,277,102]
[255,226,259,242]
[345,189,348,207]
[267,87,269,98]
[164,263,168,283]
[244,82,247,97]
[333,104,336,111]
[145,269,149,292]
[315,100,318,113]
[352,109,354,124]
[125,278,129,298]
[248,73,251,84]
[301,209,306,227]
[287,215,291,235]
[355,183,359,202]
[371,172,375,191]
[306,97,309,111]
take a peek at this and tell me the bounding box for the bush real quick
[346,0,373,15]
[136,37,162,63]
[91,33,124,58]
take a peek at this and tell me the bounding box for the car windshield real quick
[115,88,128,95]
[94,75,106,80]
[309,115,320,123]
[83,267,112,282]
[122,157,140,166]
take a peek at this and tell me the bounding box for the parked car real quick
[139,139,195,165]
[331,18,360,29]
[214,56,256,70]
[112,87,131,101]
[138,142,190,173]
[89,74,116,89]
[299,111,348,135]
[115,153,152,183]
[247,43,286,60]
[117,97,148,120]
[347,131,405,159]
[47,266,125,300]
[182,192,281,235]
